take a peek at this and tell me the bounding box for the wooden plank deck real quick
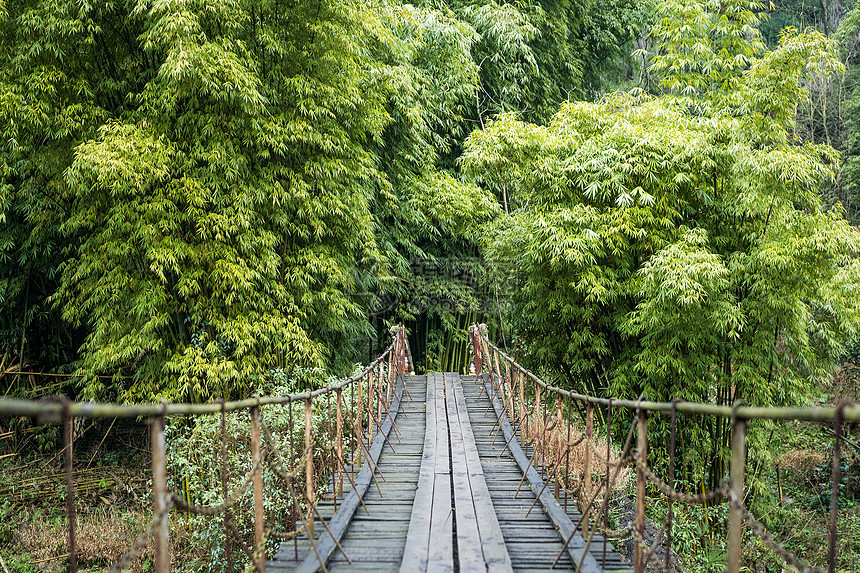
[401,372,453,573]
[445,372,514,573]
[268,373,630,573]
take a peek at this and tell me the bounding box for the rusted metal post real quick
[727,414,746,573]
[399,326,407,377]
[603,399,613,567]
[829,405,844,573]
[473,326,483,375]
[505,360,514,421]
[518,371,525,447]
[63,403,77,573]
[336,389,344,497]
[479,327,493,388]
[565,395,572,511]
[304,397,315,540]
[585,402,593,497]
[634,409,647,573]
[221,403,233,573]
[666,402,677,573]
[529,382,543,477]
[378,358,385,435]
[556,397,563,499]
[493,350,502,403]
[357,376,364,466]
[151,414,169,573]
[535,384,542,472]
[583,402,593,538]
[368,370,375,439]
[328,393,336,512]
[289,405,298,560]
[251,405,265,572]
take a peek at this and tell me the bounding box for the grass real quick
[0,417,207,573]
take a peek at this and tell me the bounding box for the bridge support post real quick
[583,402,593,537]
[336,389,344,497]
[151,413,169,573]
[471,325,483,376]
[518,371,525,449]
[251,405,265,572]
[727,415,746,573]
[634,409,647,573]
[63,402,78,573]
[357,377,364,466]
[305,397,315,541]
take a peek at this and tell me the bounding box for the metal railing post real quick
[251,404,265,572]
[583,402,593,538]
[151,413,169,573]
[634,409,647,573]
[221,402,233,573]
[357,376,364,466]
[585,402,593,498]
[63,401,77,573]
[556,397,563,499]
[472,326,483,375]
[304,397,315,541]
[336,388,344,497]
[727,413,746,573]
[828,404,845,573]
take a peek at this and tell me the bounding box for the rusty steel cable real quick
[634,457,729,505]
[552,414,639,568]
[473,326,860,423]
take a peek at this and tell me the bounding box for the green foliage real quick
[165,363,377,572]
[837,2,860,223]
[462,1,860,483]
[450,0,651,124]
[0,0,502,400]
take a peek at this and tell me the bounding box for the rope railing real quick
[0,325,410,573]
[470,323,855,573]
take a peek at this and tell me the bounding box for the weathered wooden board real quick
[445,372,513,573]
[400,373,453,573]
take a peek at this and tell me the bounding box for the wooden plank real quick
[428,373,453,572]
[445,372,486,573]
[428,472,454,572]
[401,373,451,573]
[446,373,513,573]
[478,375,604,573]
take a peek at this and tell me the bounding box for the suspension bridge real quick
[1,325,858,572]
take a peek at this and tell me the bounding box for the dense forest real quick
[2,0,860,570]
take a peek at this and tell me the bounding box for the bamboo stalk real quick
[30,554,70,565]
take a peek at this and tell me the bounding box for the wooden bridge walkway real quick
[269,373,630,573]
